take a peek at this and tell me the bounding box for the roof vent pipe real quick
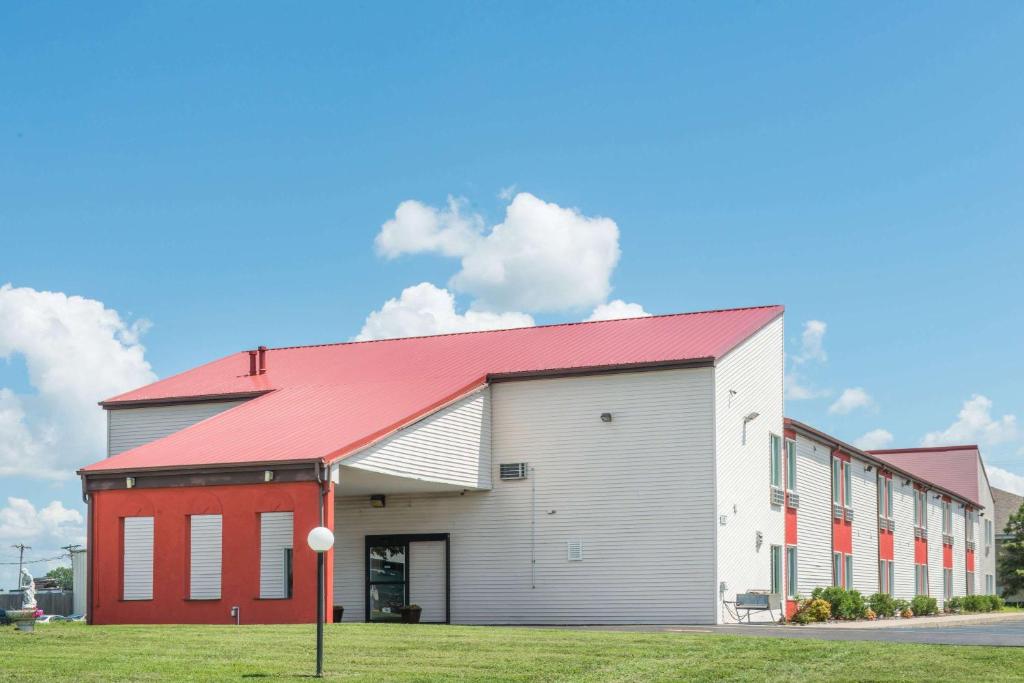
[257,346,267,375]
[248,351,258,376]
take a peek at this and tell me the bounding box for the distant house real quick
[993,487,1024,603]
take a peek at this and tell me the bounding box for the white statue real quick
[20,567,36,610]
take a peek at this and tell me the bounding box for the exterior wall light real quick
[600,412,613,422]
[264,470,274,482]
[370,495,386,508]
[126,476,135,489]
[306,526,335,678]
[743,412,760,424]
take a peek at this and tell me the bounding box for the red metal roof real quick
[868,446,982,506]
[82,305,782,473]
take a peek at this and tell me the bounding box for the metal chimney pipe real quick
[257,346,267,374]
[248,351,258,376]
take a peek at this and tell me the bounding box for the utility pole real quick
[11,544,31,584]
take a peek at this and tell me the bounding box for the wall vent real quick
[499,463,528,480]
[567,539,584,562]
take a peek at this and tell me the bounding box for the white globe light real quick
[307,526,335,553]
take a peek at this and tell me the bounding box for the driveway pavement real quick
[564,617,1024,646]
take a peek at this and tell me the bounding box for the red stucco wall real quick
[89,480,334,625]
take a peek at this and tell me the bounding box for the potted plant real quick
[400,604,422,624]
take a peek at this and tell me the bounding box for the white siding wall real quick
[953,506,966,597]
[334,368,716,625]
[107,400,247,456]
[927,496,944,605]
[851,457,878,595]
[892,480,916,600]
[714,316,784,622]
[71,549,88,615]
[259,512,294,599]
[189,514,222,600]
[408,540,447,623]
[345,389,491,490]
[795,433,832,596]
[977,462,997,592]
[122,516,154,601]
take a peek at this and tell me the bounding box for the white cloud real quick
[374,193,621,314]
[354,282,534,341]
[792,320,827,365]
[0,284,156,478]
[375,196,483,260]
[988,466,1024,497]
[854,428,894,451]
[921,394,1018,447]
[785,372,830,401]
[0,497,84,544]
[585,300,650,322]
[829,387,874,415]
[497,185,517,201]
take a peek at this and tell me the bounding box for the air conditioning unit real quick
[887,518,895,532]
[844,507,854,522]
[833,503,844,520]
[786,492,800,509]
[770,487,785,506]
[499,463,528,480]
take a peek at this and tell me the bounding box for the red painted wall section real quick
[90,480,335,625]
[783,430,797,618]
[942,496,953,570]
[966,549,975,573]
[832,451,852,550]
[914,484,928,566]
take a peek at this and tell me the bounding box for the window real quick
[786,546,798,598]
[844,462,852,510]
[877,475,885,517]
[942,500,952,536]
[887,478,893,519]
[966,572,975,595]
[878,559,894,594]
[845,554,854,590]
[985,519,994,546]
[770,434,782,488]
[189,514,222,600]
[986,574,994,594]
[943,568,953,600]
[833,552,843,587]
[782,440,798,489]
[770,545,782,595]
[259,511,294,599]
[832,459,841,505]
[123,516,154,601]
[966,511,976,543]
[914,490,927,529]
[889,560,895,596]
[915,564,929,595]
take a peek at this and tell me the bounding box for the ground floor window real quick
[833,552,842,587]
[770,545,782,595]
[915,564,929,595]
[844,554,853,590]
[366,533,450,623]
[943,568,952,600]
[986,574,994,594]
[878,559,894,595]
[966,571,975,595]
[786,546,798,598]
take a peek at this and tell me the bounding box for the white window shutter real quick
[259,512,294,598]
[123,516,154,601]
[190,514,222,600]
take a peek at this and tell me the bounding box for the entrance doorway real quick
[365,534,449,623]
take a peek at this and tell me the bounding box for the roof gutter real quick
[100,390,273,409]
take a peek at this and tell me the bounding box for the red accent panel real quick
[785,507,798,543]
[914,538,928,565]
[878,470,894,561]
[943,543,953,569]
[966,549,975,573]
[832,451,852,556]
[91,481,325,625]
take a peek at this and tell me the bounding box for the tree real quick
[45,566,73,591]
[998,500,1024,597]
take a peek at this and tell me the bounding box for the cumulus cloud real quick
[829,387,874,415]
[785,372,830,401]
[854,428,894,451]
[0,284,156,478]
[0,497,84,544]
[374,193,621,314]
[585,300,651,322]
[354,282,534,341]
[792,320,827,365]
[921,394,1018,447]
[988,466,1024,497]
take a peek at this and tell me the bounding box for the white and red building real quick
[77,305,998,625]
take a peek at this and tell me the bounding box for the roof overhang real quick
[80,459,323,492]
[100,390,272,409]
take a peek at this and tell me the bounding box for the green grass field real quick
[0,622,1018,682]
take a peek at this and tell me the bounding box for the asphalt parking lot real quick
[572,618,1024,646]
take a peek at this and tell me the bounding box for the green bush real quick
[964,595,991,613]
[791,598,831,624]
[988,594,1005,611]
[868,592,896,618]
[809,586,867,620]
[945,596,964,613]
[893,598,910,614]
[911,595,938,616]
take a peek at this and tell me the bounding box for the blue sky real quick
[1,2,1022,586]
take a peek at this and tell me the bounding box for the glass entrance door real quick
[367,544,406,622]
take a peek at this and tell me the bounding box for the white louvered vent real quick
[567,538,584,562]
[190,514,222,600]
[259,511,294,599]
[123,516,154,601]
[499,463,528,480]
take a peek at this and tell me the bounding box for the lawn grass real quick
[0,622,1019,682]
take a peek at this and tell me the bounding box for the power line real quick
[10,544,31,578]
[0,552,69,566]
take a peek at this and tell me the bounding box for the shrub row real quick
[945,595,1005,613]
[789,588,996,623]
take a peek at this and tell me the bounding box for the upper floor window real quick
[985,519,994,546]
[877,474,893,519]
[770,434,782,489]
[832,457,852,508]
[914,489,927,529]
[966,510,976,542]
[785,439,797,491]
[942,499,952,536]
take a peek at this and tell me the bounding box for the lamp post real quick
[307,526,335,678]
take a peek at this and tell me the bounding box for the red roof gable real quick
[868,446,982,505]
[81,305,782,473]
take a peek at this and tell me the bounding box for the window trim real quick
[770,544,782,596]
[844,553,854,590]
[785,439,797,492]
[770,434,783,489]
[832,459,842,506]
[786,546,798,599]
[833,551,843,587]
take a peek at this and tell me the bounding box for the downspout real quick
[81,474,93,626]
